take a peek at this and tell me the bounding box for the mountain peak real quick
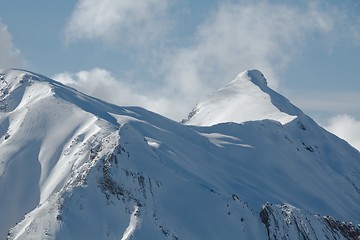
[234,69,268,88]
[183,69,298,126]
[1,69,43,84]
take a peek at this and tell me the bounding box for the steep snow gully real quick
[0,69,359,239]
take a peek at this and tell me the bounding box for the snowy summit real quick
[183,70,298,126]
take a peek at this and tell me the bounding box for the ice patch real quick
[121,206,140,240]
[145,137,160,148]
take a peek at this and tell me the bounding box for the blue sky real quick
[1,0,360,148]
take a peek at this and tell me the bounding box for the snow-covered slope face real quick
[1,69,359,240]
[183,70,298,126]
[0,69,122,238]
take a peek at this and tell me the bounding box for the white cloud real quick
[324,114,360,151]
[138,1,339,120]
[162,1,336,94]
[0,20,26,70]
[59,1,359,122]
[52,68,176,118]
[64,0,172,45]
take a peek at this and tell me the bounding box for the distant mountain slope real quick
[0,69,359,239]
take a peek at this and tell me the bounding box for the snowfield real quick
[0,69,359,239]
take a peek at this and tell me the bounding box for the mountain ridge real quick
[1,68,359,239]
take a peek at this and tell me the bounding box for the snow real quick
[0,69,359,239]
[183,69,298,126]
[121,205,141,240]
[145,137,161,148]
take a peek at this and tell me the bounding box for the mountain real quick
[0,69,359,240]
[182,70,299,126]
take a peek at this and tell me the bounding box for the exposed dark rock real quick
[323,216,360,240]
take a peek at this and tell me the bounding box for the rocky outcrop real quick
[260,203,360,240]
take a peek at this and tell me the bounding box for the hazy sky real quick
[1,0,359,149]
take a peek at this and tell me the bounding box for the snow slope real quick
[183,70,298,125]
[0,69,359,239]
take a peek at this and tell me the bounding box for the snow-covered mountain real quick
[182,70,299,126]
[0,69,359,240]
